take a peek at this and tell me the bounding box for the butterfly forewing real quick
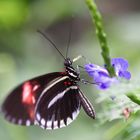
[35,77,81,130]
[1,72,64,126]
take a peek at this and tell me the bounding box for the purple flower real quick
[85,58,131,90]
[111,58,131,80]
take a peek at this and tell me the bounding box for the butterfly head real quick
[64,58,72,66]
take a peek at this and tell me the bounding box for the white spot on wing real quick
[72,110,80,120]
[53,121,58,129]
[46,120,52,130]
[41,118,46,126]
[26,120,31,126]
[67,117,72,125]
[59,120,66,128]
[45,120,66,130]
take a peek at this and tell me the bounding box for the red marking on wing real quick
[68,82,71,85]
[64,81,67,86]
[22,82,40,120]
[22,82,39,105]
[64,81,72,86]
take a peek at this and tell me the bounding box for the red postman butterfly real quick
[1,31,95,130]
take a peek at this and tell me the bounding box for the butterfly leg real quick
[76,65,98,85]
[80,79,97,85]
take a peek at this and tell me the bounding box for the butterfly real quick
[1,30,96,130]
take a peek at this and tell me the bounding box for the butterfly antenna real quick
[37,30,66,60]
[66,19,73,58]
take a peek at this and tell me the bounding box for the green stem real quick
[86,0,115,77]
[127,93,140,105]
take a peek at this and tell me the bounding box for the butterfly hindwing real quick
[1,72,64,126]
[35,76,81,130]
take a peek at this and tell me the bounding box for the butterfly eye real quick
[64,58,72,66]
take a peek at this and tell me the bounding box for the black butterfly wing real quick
[35,76,81,130]
[1,72,64,126]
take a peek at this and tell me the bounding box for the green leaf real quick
[127,93,140,105]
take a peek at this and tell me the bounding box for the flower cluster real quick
[85,58,131,90]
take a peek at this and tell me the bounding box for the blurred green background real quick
[0,0,140,140]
